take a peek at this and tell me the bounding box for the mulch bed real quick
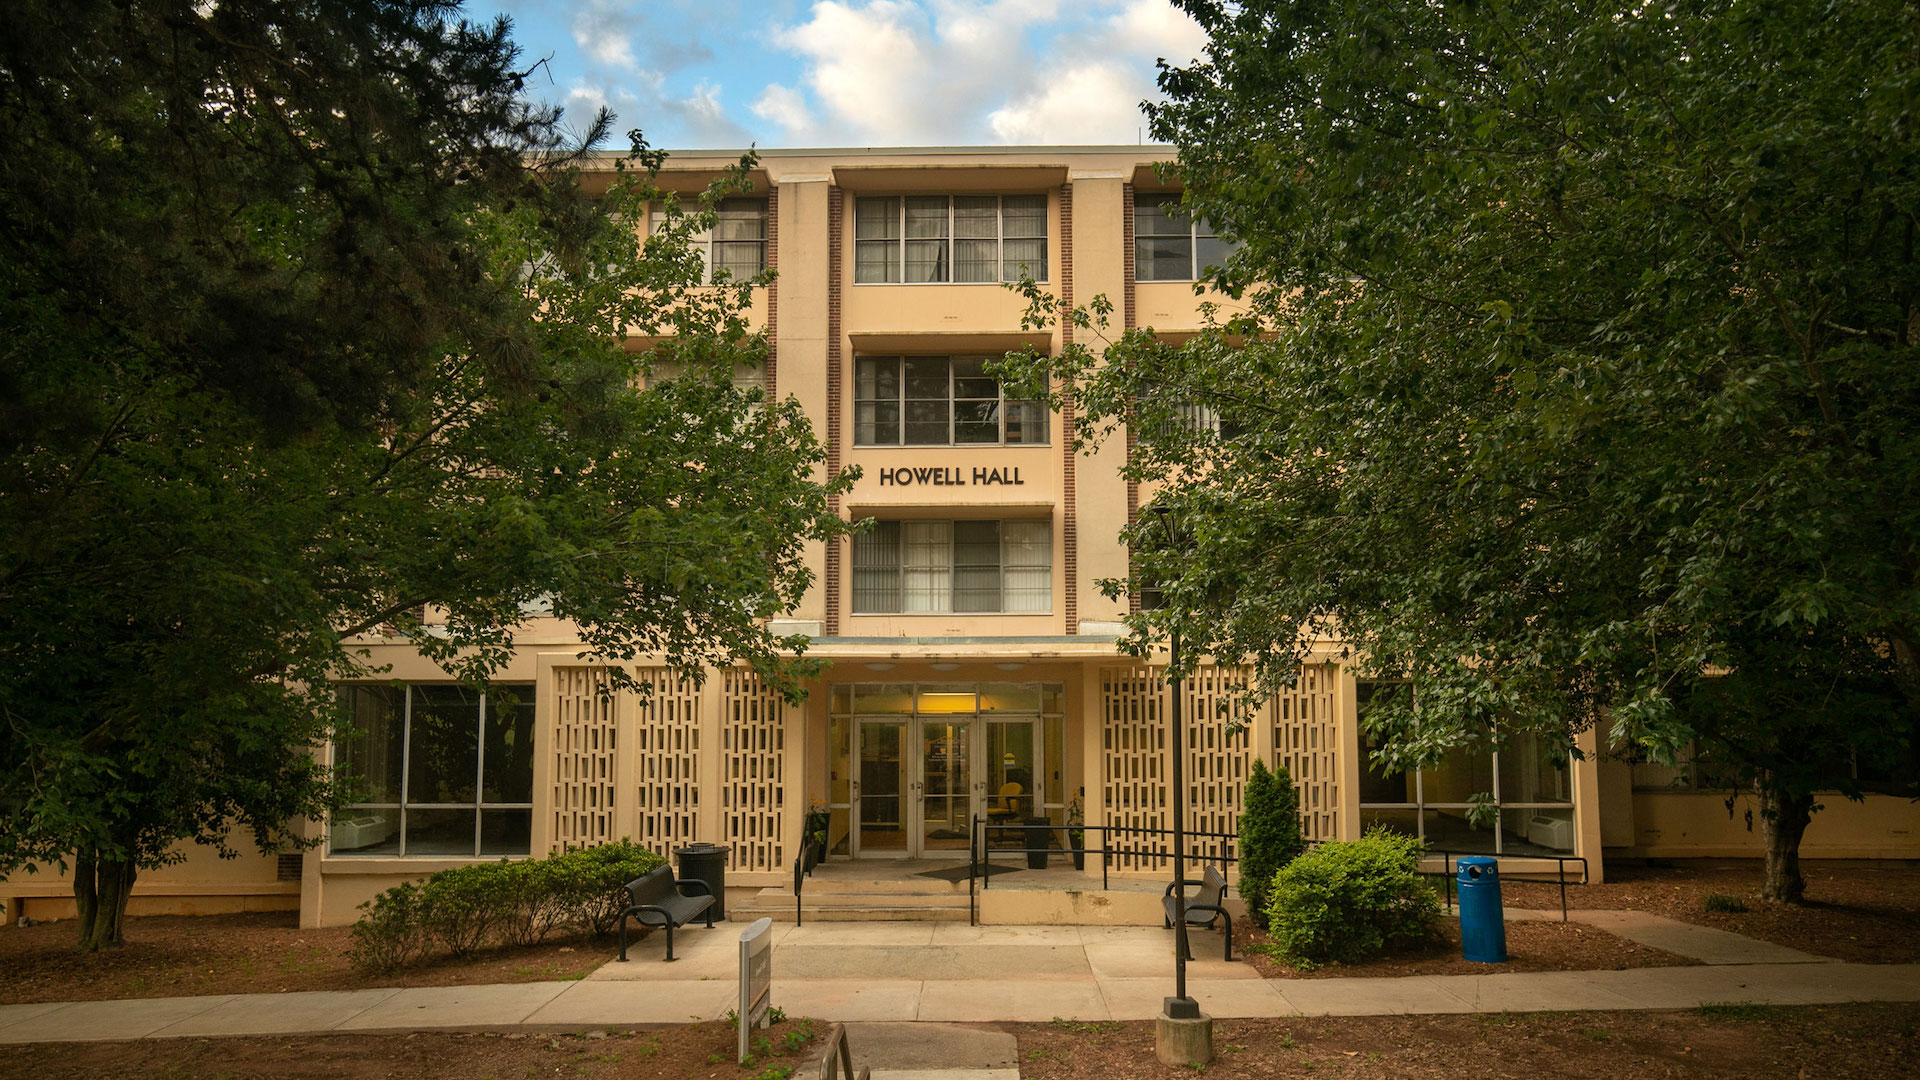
[1007,1003,1920,1079]
[1231,916,1698,978]
[1501,862,1920,964]
[0,912,611,1005]
[0,1017,825,1080]
[5,1006,1914,1079]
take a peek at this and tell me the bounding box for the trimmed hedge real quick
[1237,760,1306,929]
[1263,828,1441,968]
[348,840,666,974]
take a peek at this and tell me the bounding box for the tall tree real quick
[1008,0,1918,901]
[0,0,852,950]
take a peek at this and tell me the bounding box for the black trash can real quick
[1022,817,1051,869]
[674,843,730,920]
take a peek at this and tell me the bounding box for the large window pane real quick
[1136,236,1193,281]
[330,807,400,855]
[1001,237,1046,281]
[1004,398,1047,445]
[482,685,535,804]
[1498,732,1571,806]
[856,240,898,283]
[852,521,902,613]
[855,357,901,445]
[338,685,404,803]
[903,357,950,443]
[1001,520,1052,612]
[855,197,900,238]
[952,521,1001,613]
[405,807,477,856]
[408,685,479,805]
[480,809,533,856]
[902,521,952,612]
[953,196,999,238]
[953,238,997,282]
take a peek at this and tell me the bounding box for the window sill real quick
[851,280,1050,287]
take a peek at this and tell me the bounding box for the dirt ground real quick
[1232,915,1698,978]
[3,1006,1914,1080]
[0,912,612,1005]
[0,1017,825,1080]
[1501,861,1920,964]
[1006,1004,1920,1080]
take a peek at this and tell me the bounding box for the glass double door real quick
[854,716,1039,858]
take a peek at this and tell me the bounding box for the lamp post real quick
[1149,503,1209,1065]
[1166,616,1198,1019]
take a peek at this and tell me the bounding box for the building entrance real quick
[829,682,1063,860]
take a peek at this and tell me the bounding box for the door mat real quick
[915,863,1023,884]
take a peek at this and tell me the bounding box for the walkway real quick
[2,919,1915,1046]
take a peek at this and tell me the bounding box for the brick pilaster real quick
[825,185,844,636]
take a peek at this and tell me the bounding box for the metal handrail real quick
[818,1021,870,1080]
[963,815,1588,925]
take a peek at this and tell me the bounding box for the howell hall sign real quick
[877,465,1026,487]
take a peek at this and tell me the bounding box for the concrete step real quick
[728,902,971,923]
[793,877,967,896]
[748,889,969,909]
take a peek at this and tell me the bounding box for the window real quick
[1355,682,1577,854]
[852,520,1051,613]
[1134,194,1236,282]
[651,197,767,282]
[330,683,535,857]
[854,355,1047,445]
[854,195,1047,283]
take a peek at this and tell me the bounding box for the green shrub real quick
[1264,827,1440,968]
[1702,893,1751,914]
[1237,760,1306,929]
[346,838,669,973]
[347,881,432,974]
[553,840,667,936]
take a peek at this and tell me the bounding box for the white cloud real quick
[572,4,638,68]
[988,61,1148,145]
[752,83,816,139]
[1103,0,1209,68]
[754,0,1208,146]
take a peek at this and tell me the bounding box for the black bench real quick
[1163,864,1235,962]
[617,864,716,962]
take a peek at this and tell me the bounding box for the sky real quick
[461,0,1211,150]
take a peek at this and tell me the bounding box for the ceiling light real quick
[863,662,895,672]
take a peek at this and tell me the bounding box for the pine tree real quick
[1237,760,1306,929]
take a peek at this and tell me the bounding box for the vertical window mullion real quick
[995,196,1005,284]
[399,686,412,858]
[475,692,487,857]
[947,357,956,444]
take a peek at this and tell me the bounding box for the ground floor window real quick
[330,683,535,857]
[1355,683,1576,854]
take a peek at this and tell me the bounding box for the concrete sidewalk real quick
[2,921,1915,1045]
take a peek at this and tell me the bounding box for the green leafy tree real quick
[1237,760,1305,928]
[0,0,852,950]
[1004,0,1918,902]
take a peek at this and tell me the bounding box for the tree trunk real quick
[1756,781,1813,905]
[72,849,137,951]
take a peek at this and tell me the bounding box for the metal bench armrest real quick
[1163,878,1207,897]
[675,878,714,898]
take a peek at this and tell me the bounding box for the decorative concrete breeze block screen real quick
[1272,663,1342,843]
[548,665,789,871]
[550,666,618,851]
[629,667,703,856]
[1100,664,1342,872]
[721,669,789,874]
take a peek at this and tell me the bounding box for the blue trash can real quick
[1456,856,1508,963]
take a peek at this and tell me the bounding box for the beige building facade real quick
[6,147,1915,927]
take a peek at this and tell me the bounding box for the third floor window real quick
[854,195,1048,283]
[1135,194,1235,282]
[651,197,768,283]
[855,355,1048,446]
